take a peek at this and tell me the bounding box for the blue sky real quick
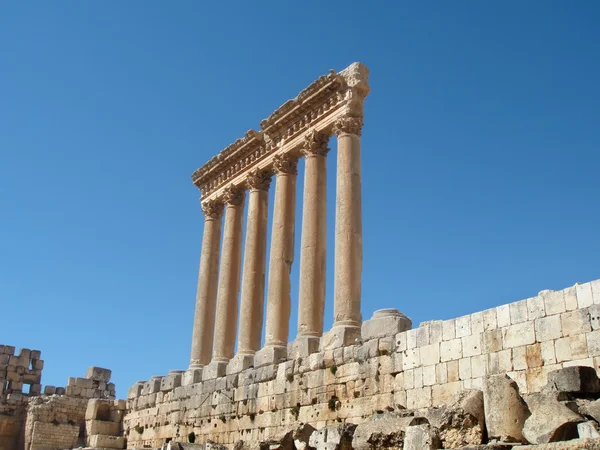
[1,2,598,397]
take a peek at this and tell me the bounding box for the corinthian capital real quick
[222,185,245,206]
[333,116,363,137]
[273,154,298,175]
[201,199,224,220]
[245,168,273,191]
[302,129,330,157]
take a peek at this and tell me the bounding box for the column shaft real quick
[236,169,272,356]
[333,118,363,328]
[264,155,298,348]
[189,200,223,368]
[212,187,245,363]
[298,131,329,338]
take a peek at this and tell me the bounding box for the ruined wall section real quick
[124,278,600,448]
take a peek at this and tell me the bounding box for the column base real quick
[182,368,203,386]
[320,325,361,351]
[226,354,254,375]
[202,361,228,380]
[254,345,287,368]
[289,336,321,359]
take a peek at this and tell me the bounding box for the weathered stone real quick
[545,366,600,396]
[293,423,316,450]
[352,416,417,450]
[361,309,412,341]
[403,424,441,450]
[85,366,112,382]
[578,421,600,439]
[519,438,600,449]
[523,392,584,444]
[483,375,530,443]
[309,423,356,450]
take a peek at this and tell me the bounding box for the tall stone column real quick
[204,185,245,379]
[189,199,224,369]
[324,116,364,350]
[290,130,330,358]
[228,168,272,374]
[255,154,298,367]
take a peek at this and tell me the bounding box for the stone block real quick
[577,283,595,309]
[403,348,421,370]
[587,330,600,357]
[33,359,43,370]
[361,309,411,341]
[440,338,462,362]
[429,320,444,344]
[182,368,202,386]
[254,345,287,368]
[85,366,112,381]
[535,315,563,342]
[456,315,472,338]
[561,310,592,337]
[542,289,566,316]
[527,296,546,320]
[443,319,456,341]
[143,377,162,394]
[30,349,41,360]
[29,383,41,395]
[483,329,503,353]
[55,386,65,395]
[1,346,15,355]
[578,421,600,439]
[44,385,56,395]
[510,299,529,324]
[497,304,511,327]
[161,371,183,390]
[483,374,529,443]
[288,336,320,359]
[227,354,255,374]
[545,366,600,395]
[202,361,228,380]
[462,333,482,357]
[88,434,125,449]
[589,305,600,331]
[352,417,416,450]
[86,419,120,436]
[523,392,583,444]
[421,343,440,366]
[471,311,484,334]
[0,354,9,365]
[483,308,498,331]
[321,325,362,350]
[309,423,356,450]
[502,321,536,349]
[404,424,441,450]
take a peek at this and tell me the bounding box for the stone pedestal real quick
[226,354,254,375]
[362,309,412,341]
[181,368,202,386]
[189,200,224,368]
[289,335,321,359]
[254,345,287,368]
[202,361,228,380]
[320,324,362,350]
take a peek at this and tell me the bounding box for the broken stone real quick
[483,374,530,443]
[545,366,600,397]
[293,423,316,450]
[577,399,600,423]
[426,389,485,448]
[309,423,356,450]
[523,392,585,444]
[351,416,417,450]
[578,422,600,439]
[403,424,441,450]
[518,438,600,449]
[361,309,412,341]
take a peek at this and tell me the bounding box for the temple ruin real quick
[3,62,600,449]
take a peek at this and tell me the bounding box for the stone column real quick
[203,185,245,379]
[324,116,364,350]
[255,154,298,367]
[189,199,224,369]
[290,130,330,358]
[228,168,272,374]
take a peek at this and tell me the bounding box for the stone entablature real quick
[124,279,600,448]
[191,63,368,201]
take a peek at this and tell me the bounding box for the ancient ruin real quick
[3,62,600,449]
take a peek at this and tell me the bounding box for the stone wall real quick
[124,278,600,448]
[29,422,79,450]
[0,346,43,398]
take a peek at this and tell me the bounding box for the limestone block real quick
[555,335,588,362]
[431,381,461,406]
[577,399,600,423]
[143,377,163,395]
[436,362,448,384]
[447,360,459,382]
[483,308,498,331]
[292,423,315,450]
[522,392,584,444]
[483,329,503,353]
[362,309,411,341]
[589,305,600,331]
[182,368,202,386]
[535,315,563,342]
[88,434,125,449]
[497,304,511,328]
[33,359,44,370]
[456,315,472,338]
[86,366,112,382]
[577,283,595,309]
[0,354,8,365]
[43,385,56,395]
[289,336,320,359]
[471,355,487,378]
[421,343,440,366]
[395,331,407,352]
[578,421,600,439]
[30,383,41,395]
[429,320,444,344]
[86,419,120,435]
[511,299,529,325]
[440,338,462,362]
[561,310,592,337]
[443,319,456,341]
[308,423,356,450]
[1,345,15,355]
[406,386,432,409]
[565,286,579,311]
[423,365,436,386]
[320,325,361,350]
[483,374,530,442]
[352,416,416,450]
[541,341,557,365]
[541,290,566,316]
[545,366,600,395]
[470,312,484,334]
[514,346,528,371]
[587,331,600,357]
[462,333,482,357]
[161,371,183,391]
[403,348,420,370]
[502,321,536,349]
[404,424,441,450]
[55,387,65,395]
[528,296,546,320]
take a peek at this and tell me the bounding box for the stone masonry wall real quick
[123,278,600,448]
[123,280,600,448]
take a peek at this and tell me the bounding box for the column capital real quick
[302,129,330,158]
[273,153,298,175]
[222,185,245,206]
[333,116,363,137]
[245,168,273,192]
[201,199,224,220]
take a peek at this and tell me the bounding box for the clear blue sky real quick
[1,2,598,397]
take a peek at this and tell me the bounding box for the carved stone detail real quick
[222,185,245,206]
[273,154,298,175]
[302,129,330,157]
[333,116,364,137]
[201,199,224,220]
[245,168,273,191]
